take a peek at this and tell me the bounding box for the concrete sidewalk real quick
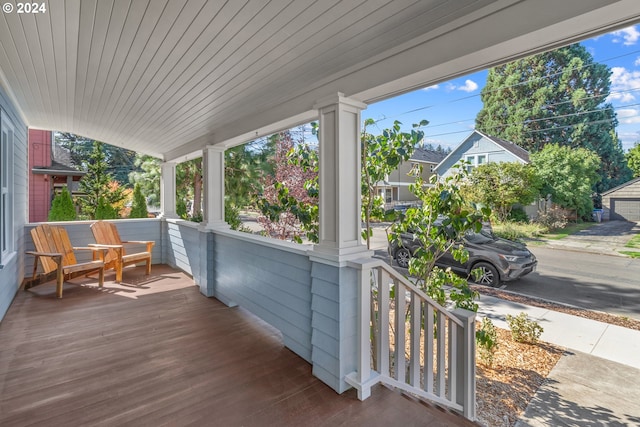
[477,295,640,426]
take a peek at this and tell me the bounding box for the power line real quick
[375,46,640,127]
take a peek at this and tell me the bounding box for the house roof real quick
[411,148,447,164]
[32,161,86,177]
[435,130,529,175]
[1,1,639,162]
[479,131,530,163]
[601,177,640,196]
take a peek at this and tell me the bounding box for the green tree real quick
[129,155,161,207]
[95,196,118,220]
[391,163,490,311]
[627,142,640,178]
[129,183,149,218]
[56,133,137,185]
[361,119,428,249]
[463,162,541,222]
[48,187,77,221]
[475,44,632,192]
[79,141,125,219]
[531,144,601,218]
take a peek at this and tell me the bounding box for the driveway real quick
[542,220,640,256]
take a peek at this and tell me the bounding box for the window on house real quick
[465,154,487,173]
[0,113,14,264]
[430,164,435,173]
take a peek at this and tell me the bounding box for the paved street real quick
[503,246,640,320]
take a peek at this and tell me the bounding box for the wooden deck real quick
[0,265,477,426]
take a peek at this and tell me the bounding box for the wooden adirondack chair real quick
[25,224,107,298]
[90,221,155,283]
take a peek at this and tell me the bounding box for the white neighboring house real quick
[435,130,529,177]
[435,130,548,218]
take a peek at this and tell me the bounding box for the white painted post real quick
[313,92,369,261]
[452,308,477,421]
[159,162,178,219]
[202,145,228,230]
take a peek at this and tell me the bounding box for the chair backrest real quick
[30,224,78,274]
[90,221,123,264]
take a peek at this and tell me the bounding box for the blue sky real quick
[362,26,640,153]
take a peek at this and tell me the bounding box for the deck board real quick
[0,265,476,426]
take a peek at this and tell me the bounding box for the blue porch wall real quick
[0,87,28,321]
[211,230,314,362]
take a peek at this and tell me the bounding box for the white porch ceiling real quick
[1,0,640,161]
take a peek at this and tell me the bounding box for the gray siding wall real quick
[310,262,358,393]
[437,133,523,178]
[602,180,640,220]
[163,219,213,295]
[0,87,27,321]
[23,219,163,278]
[213,230,313,362]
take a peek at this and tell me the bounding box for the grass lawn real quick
[541,222,596,240]
[619,250,640,259]
[625,234,640,249]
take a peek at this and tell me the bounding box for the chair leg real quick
[116,262,123,283]
[98,267,104,288]
[55,256,64,299]
[146,259,151,276]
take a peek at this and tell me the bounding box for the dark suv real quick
[390,228,537,287]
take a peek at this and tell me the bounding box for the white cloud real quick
[444,79,479,93]
[617,108,640,124]
[422,84,439,91]
[635,56,640,67]
[612,26,640,45]
[458,79,478,93]
[608,66,640,103]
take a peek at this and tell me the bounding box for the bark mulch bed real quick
[471,285,640,426]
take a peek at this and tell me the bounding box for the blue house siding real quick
[436,131,528,178]
[0,86,27,321]
[310,261,358,393]
[213,231,313,362]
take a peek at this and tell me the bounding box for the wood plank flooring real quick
[0,265,477,426]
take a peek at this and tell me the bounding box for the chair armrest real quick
[26,251,62,258]
[88,243,123,249]
[122,240,155,251]
[73,246,109,254]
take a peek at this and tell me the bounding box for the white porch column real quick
[313,92,369,261]
[309,93,372,394]
[202,145,228,229]
[159,162,178,219]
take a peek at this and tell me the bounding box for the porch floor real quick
[0,265,476,426]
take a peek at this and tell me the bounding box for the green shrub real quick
[492,221,546,240]
[476,317,499,366]
[506,312,543,344]
[48,187,77,221]
[95,196,118,220]
[508,207,529,223]
[129,183,149,218]
[176,199,187,218]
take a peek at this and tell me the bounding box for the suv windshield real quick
[464,229,496,244]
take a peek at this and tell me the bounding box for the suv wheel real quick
[472,262,500,287]
[395,248,411,268]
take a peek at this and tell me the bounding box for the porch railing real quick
[345,258,476,420]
